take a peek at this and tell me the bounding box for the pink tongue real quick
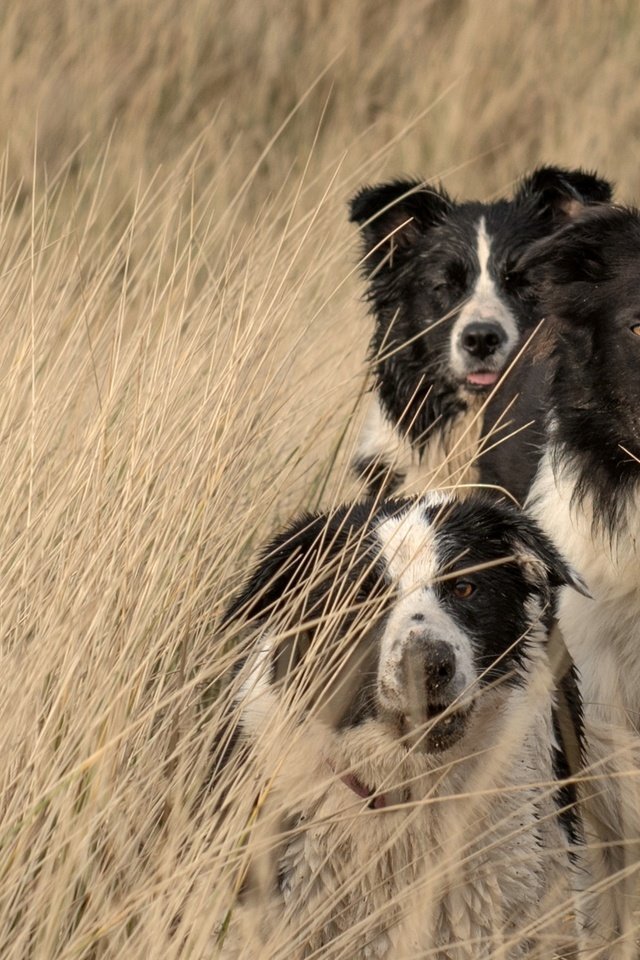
[466,371,499,386]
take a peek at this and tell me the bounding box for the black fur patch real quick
[352,455,406,499]
[551,660,585,854]
[480,205,640,537]
[427,495,581,683]
[224,502,393,632]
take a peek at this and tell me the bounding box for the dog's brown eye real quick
[452,580,475,599]
[631,323,640,337]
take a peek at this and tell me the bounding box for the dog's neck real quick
[528,448,640,723]
[544,392,640,539]
[541,427,640,545]
[329,762,392,809]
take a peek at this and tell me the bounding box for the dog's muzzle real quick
[458,319,507,390]
[390,630,472,752]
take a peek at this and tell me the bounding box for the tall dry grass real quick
[1,1,640,956]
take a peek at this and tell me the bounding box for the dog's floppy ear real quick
[224,512,333,687]
[509,512,591,598]
[224,512,334,627]
[225,503,384,690]
[510,207,624,301]
[516,165,613,221]
[225,502,382,627]
[349,178,452,273]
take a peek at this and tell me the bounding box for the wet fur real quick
[479,206,640,956]
[220,493,588,958]
[349,167,612,498]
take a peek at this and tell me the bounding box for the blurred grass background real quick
[0,1,638,956]
[4,1,640,207]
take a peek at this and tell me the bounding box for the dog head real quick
[513,205,640,523]
[228,493,586,755]
[349,167,612,446]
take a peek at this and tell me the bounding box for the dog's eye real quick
[631,323,640,337]
[451,580,475,599]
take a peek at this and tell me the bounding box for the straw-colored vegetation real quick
[1,1,639,956]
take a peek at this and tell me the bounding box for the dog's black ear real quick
[349,178,452,273]
[512,207,626,299]
[224,512,334,626]
[509,512,591,598]
[225,503,385,691]
[224,513,339,685]
[516,165,613,221]
[224,502,382,627]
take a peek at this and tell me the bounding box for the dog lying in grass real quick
[218,491,590,959]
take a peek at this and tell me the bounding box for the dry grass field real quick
[2,1,640,956]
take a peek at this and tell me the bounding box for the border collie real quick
[349,167,612,498]
[478,205,640,953]
[219,492,589,958]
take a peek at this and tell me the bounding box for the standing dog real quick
[219,492,589,959]
[479,205,640,955]
[349,167,612,498]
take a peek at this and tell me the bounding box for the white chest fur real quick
[225,673,578,960]
[356,395,483,496]
[528,451,640,724]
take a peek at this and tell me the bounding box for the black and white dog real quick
[220,492,589,958]
[349,167,612,498]
[479,205,640,953]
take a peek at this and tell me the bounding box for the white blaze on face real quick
[375,498,441,591]
[449,217,520,380]
[374,498,476,715]
[474,217,495,301]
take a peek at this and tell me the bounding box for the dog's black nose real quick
[405,632,456,693]
[422,639,456,693]
[461,322,505,359]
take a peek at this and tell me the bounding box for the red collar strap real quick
[326,760,388,809]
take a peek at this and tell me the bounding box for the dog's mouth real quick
[329,704,473,809]
[464,369,501,392]
[406,701,473,753]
